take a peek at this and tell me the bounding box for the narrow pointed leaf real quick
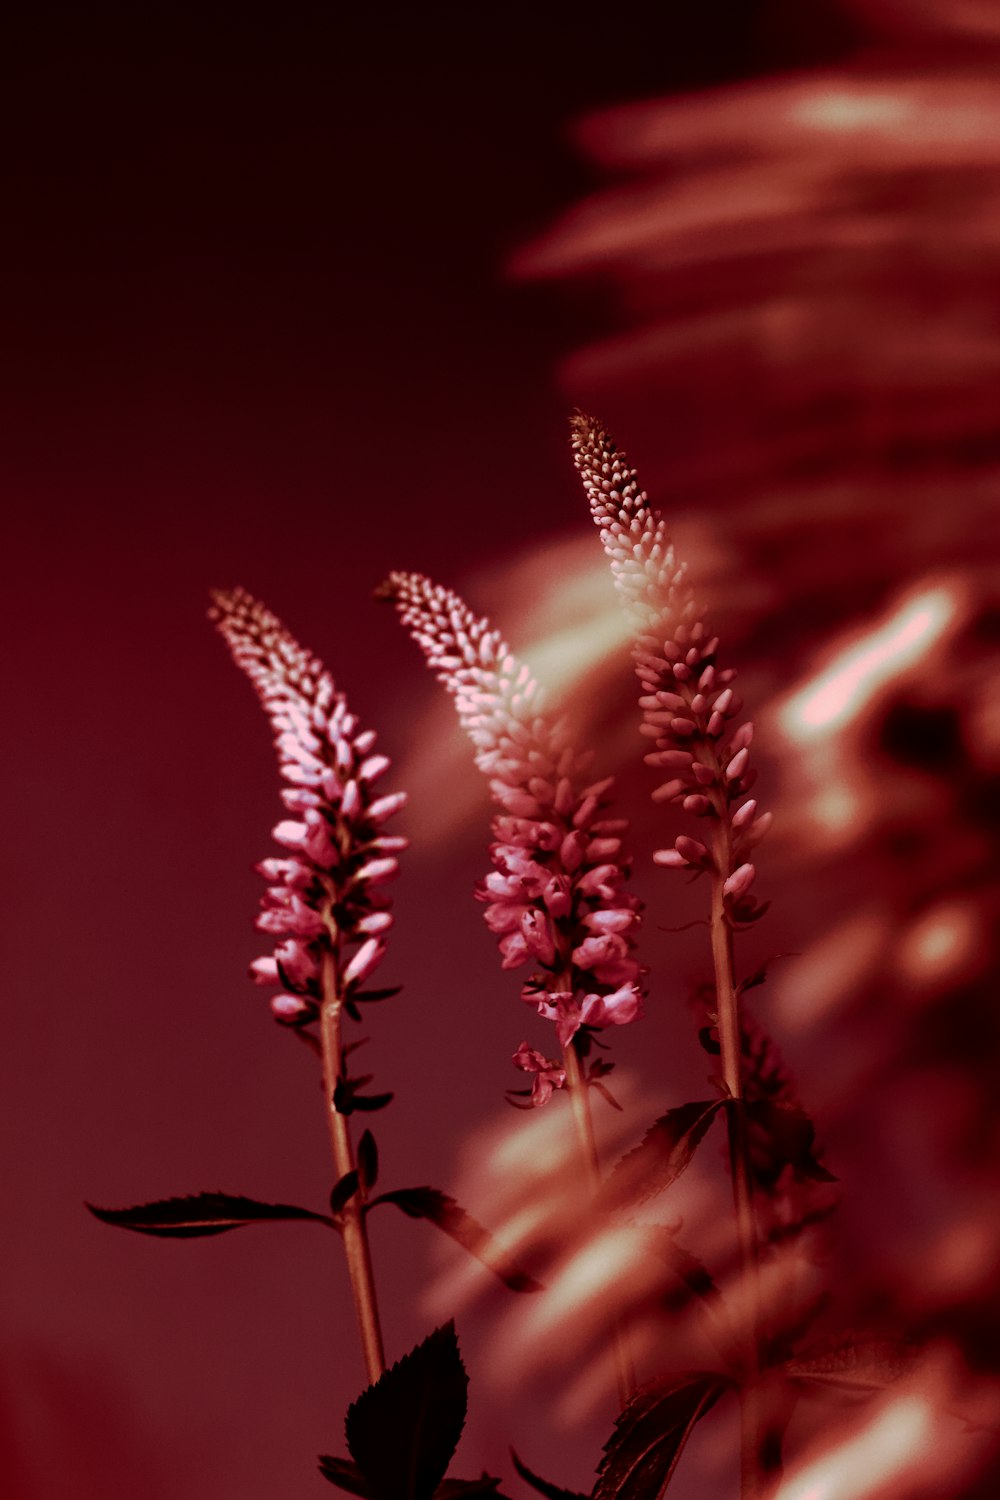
[785,1335,919,1392]
[86,1192,331,1238]
[368,1188,542,1293]
[345,1321,468,1500]
[331,1170,360,1216]
[746,1100,837,1183]
[510,1451,589,1500]
[357,1130,379,1192]
[601,1101,724,1209]
[593,1373,728,1500]
[318,1456,373,1495]
[436,1476,509,1498]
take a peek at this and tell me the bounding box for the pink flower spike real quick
[731,799,758,830]
[675,835,713,868]
[725,747,750,782]
[342,937,385,988]
[210,587,404,1032]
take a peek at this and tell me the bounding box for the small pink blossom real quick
[512,1042,567,1106]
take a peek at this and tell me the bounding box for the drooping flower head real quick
[570,414,770,923]
[380,570,644,1103]
[210,588,406,1025]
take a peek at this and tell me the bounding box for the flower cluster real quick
[381,570,644,1101]
[570,414,770,923]
[210,588,406,1024]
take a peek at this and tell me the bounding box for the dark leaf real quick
[593,1373,728,1500]
[746,1100,838,1183]
[334,1076,395,1115]
[355,986,403,1002]
[592,1082,624,1112]
[345,1321,468,1500]
[369,1189,542,1293]
[351,1092,394,1113]
[697,1026,721,1056]
[785,1335,919,1392]
[357,1130,379,1192]
[737,954,794,997]
[318,1456,373,1495]
[436,1476,508,1498]
[510,1450,589,1500]
[601,1101,724,1209]
[331,1171,360,1216]
[86,1192,331,1238]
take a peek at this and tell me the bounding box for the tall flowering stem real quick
[211,587,406,1386]
[381,569,641,1405]
[571,416,771,1495]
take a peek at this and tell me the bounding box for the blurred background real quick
[4,1,1000,1495]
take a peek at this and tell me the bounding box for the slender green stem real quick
[707,823,764,1500]
[562,1040,636,1409]
[319,948,386,1386]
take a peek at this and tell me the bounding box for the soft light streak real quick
[780,587,958,743]
[774,1396,934,1500]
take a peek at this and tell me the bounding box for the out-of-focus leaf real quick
[368,1188,542,1293]
[785,1334,919,1391]
[510,1450,589,1500]
[746,1100,838,1183]
[436,1475,508,1497]
[345,1322,468,1500]
[644,1227,719,1308]
[85,1192,331,1238]
[357,1130,379,1192]
[330,1170,360,1216]
[593,1373,728,1500]
[601,1101,724,1208]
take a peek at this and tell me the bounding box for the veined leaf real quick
[345,1322,468,1500]
[601,1101,724,1209]
[593,1373,728,1500]
[85,1192,331,1238]
[368,1188,542,1293]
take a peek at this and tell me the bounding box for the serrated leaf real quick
[368,1188,542,1293]
[601,1101,724,1209]
[593,1373,727,1500]
[357,1131,379,1192]
[785,1335,919,1392]
[85,1192,331,1238]
[746,1100,838,1184]
[510,1450,589,1500]
[345,1322,468,1500]
[331,1170,360,1216]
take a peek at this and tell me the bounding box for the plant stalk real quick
[319,949,386,1386]
[562,1040,636,1409]
[708,827,764,1500]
